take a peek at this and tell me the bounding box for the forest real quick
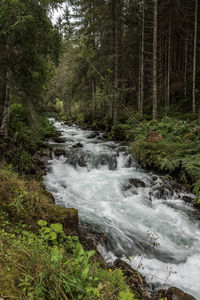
[0,0,200,299]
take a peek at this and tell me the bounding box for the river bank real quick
[0,165,143,299]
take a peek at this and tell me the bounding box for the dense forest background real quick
[48,0,200,128]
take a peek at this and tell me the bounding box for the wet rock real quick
[129,178,146,188]
[125,154,135,168]
[117,146,127,152]
[87,132,99,139]
[95,153,117,170]
[149,181,177,200]
[54,149,66,157]
[33,148,52,167]
[170,181,182,192]
[54,137,66,143]
[65,152,87,168]
[72,142,84,148]
[152,175,158,182]
[79,224,106,249]
[154,287,196,300]
[122,183,132,191]
[46,205,79,235]
[122,183,138,196]
[151,187,173,199]
[182,195,194,203]
[113,259,151,299]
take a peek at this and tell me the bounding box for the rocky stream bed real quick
[42,120,200,299]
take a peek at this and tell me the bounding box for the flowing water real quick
[44,120,200,299]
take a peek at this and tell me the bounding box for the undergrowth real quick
[0,166,138,300]
[128,117,200,204]
[1,102,57,174]
[0,215,137,300]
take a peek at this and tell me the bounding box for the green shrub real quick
[0,215,137,300]
[130,117,200,197]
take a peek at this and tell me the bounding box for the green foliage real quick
[0,214,136,299]
[119,290,135,300]
[2,102,57,173]
[130,117,200,198]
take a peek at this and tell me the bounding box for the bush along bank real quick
[128,117,200,206]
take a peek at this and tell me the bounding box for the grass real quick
[0,166,138,300]
[0,217,137,299]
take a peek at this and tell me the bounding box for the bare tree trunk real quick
[112,0,116,123]
[167,13,171,114]
[113,0,121,128]
[152,0,158,119]
[92,77,96,118]
[0,71,12,138]
[184,36,188,102]
[165,31,167,115]
[192,0,198,113]
[138,54,141,114]
[28,99,37,128]
[91,0,96,119]
[140,1,145,118]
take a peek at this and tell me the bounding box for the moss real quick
[0,166,79,234]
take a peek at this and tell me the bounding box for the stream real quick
[44,120,200,299]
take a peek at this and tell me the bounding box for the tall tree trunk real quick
[28,99,37,128]
[113,0,121,128]
[152,0,158,119]
[140,1,145,118]
[184,36,188,102]
[138,52,141,114]
[0,71,12,139]
[91,0,96,119]
[92,77,96,118]
[112,0,116,123]
[167,13,171,114]
[192,0,198,113]
[165,31,168,115]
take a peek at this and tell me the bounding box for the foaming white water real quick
[45,120,200,299]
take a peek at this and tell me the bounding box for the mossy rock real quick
[0,167,79,235]
[43,205,79,235]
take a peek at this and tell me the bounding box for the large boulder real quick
[54,149,66,157]
[129,178,146,188]
[165,287,196,300]
[182,195,195,204]
[154,287,196,300]
[54,137,66,143]
[87,132,99,139]
[72,142,84,148]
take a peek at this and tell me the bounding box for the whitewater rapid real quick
[44,120,200,299]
